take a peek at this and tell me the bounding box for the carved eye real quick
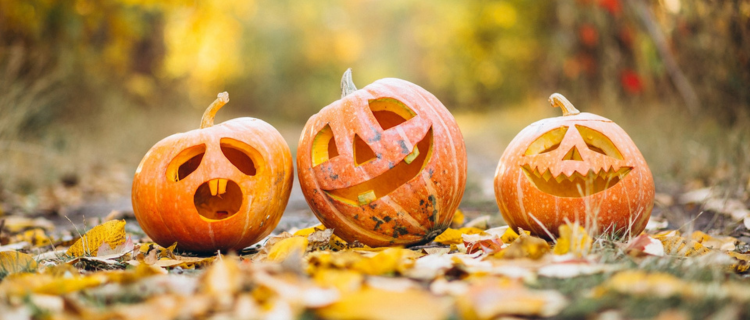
[575,125,624,160]
[368,98,415,130]
[166,144,205,182]
[312,124,339,167]
[524,127,568,156]
[220,138,260,175]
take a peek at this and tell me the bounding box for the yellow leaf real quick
[496,233,550,260]
[316,287,450,320]
[351,248,421,275]
[267,236,308,262]
[553,224,592,256]
[312,269,364,294]
[11,229,51,247]
[435,227,485,245]
[0,251,38,276]
[66,220,126,257]
[294,224,326,237]
[500,227,531,244]
[450,209,465,228]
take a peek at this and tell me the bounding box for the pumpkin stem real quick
[341,68,357,98]
[200,92,230,129]
[548,93,580,116]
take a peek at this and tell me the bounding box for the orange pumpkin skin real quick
[132,93,293,253]
[297,70,467,247]
[494,94,654,238]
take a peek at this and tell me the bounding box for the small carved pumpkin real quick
[132,93,293,253]
[494,94,654,238]
[297,70,467,247]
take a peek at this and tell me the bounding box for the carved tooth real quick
[542,169,553,182]
[404,146,420,164]
[209,179,219,196]
[555,173,567,183]
[618,167,631,179]
[358,190,377,206]
[218,179,228,195]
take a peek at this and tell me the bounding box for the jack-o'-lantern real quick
[494,93,654,238]
[297,69,467,247]
[132,92,293,253]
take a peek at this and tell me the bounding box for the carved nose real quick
[562,146,583,161]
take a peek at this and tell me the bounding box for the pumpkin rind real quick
[494,94,654,238]
[132,94,293,253]
[297,73,467,247]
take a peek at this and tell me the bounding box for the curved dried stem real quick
[341,68,357,98]
[548,93,580,116]
[200,92,230,129]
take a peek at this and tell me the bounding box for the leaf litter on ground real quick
[0,208,749,319]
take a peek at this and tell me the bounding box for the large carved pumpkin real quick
[297,69,467,247]
[132,92,293,253]
[494,93,654,238]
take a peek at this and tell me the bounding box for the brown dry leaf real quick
[267,236,308,262]
[316,287,450,320]
[728,251,750,273]
[495,233,550,260]
[435,227,485,245]
[0,251,38,275]
[457,277,567,319]
[462,233,504,255]
[66,220,126,257]
[450,209,465,228]
[553,224,592,256]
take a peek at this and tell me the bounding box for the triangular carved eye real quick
[167,144,205,182]
[524,127,568,155]
[575,125,624,160]
[368,98,416,130]
[353,134,376,166]
[220,138,260,176]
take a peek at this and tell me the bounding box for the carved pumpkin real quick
[297,69,467,247]
[494,93,654,238]
[132,92,293,253]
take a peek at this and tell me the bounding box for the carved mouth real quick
[324,128,433,206]
[521,165,632,198]
[194,178,243,220]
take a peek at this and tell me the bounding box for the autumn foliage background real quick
[1,0,749,214]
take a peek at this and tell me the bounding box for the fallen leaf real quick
[10,229,51,247]
[267,236,308,263]
[351,248,421,275]
[462,233,504,255]
[495,233,550,259]
[97,235,134,258]
[66,220,127,257]
[1,216,55,233]
[500,226,530,244]
[625,234,665,257]
[312,269,363,294]
[0,251,38,276]
[316,287,450,320]
[457,277,567,318]
[434,227,485,245]
[552,224,592,256]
